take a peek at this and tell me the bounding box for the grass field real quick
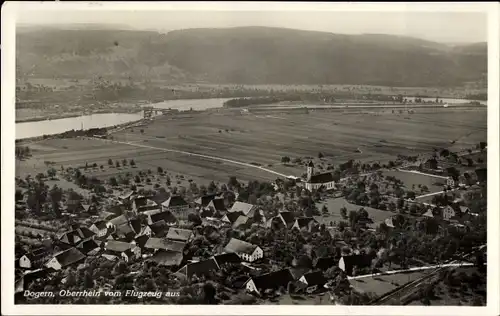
[315,197,392,226]
[382,170,445,194]
[350,270,429,297]
[16,107,486,186]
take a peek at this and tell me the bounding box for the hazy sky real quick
[17,9,487,43]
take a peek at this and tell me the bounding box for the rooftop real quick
[224,238,259,255]
[53,247,86,267]
[162,195,188,208]
[229,202,258,216]
[166,228,193,242]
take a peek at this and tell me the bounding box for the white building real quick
[304,162,336,191]
[223,238,263,262]
[443,205,456,221]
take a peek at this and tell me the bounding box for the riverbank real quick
[15,117,146,144]
[15,108,142,123]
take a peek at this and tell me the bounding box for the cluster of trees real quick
[15,146,31,160]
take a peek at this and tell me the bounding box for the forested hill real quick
[16,26,487,87]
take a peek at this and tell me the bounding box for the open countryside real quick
[13,13,488,308]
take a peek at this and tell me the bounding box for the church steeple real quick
[307,161,314,181]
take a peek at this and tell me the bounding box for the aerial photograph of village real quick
[13,7,488,306]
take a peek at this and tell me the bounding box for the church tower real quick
[307,161,314,181]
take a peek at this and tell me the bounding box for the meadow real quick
[16,107,486,187]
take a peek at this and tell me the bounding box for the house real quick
[144,238,186,253]
[278,211,296,229]
[149,250,184,267]
[422,158,438,170]
[202,217,224,228]
[166,228,193,243]
[266,216,286,230]
[298,271,327,293]
[195,193,222,208]
[232,215,250,229]
[289,267,311,281]
[45,248,86,271]
[384,217,396,228]
[106,215,141,238]
[244,269,294,296]
[66,200,85,213]
[132,197,159,213]
[228,201,259,218]
[142,220,169,237]
[422,209,434,218]
[459,206,470,214]
[292,217,318,232]
[76,239,101,255]
[304,162,336,191]
[442,205,456,221]
[106,214,129,230]
[89,220,108,238]
[161,195,189,213]
[221,211,245,225]
[338,254,373,276]
[121,249,136,263]
[134,234,150,249]
[106,204,126,216]
[212,252,242,268]
[224,238,263,262]
[19,248,48,269]
[59,227,95,246]
[446,176,457,188]
[103,240,141,261]
[203,198,227,216]
[147,211,177,226]
[81,204,98,214]
[118,190,135,202]
[175,258,220,279]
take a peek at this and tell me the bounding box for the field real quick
[382,170,445,194]
[16,107,486,187]
[350,270,430,297]
[315,198,391,226]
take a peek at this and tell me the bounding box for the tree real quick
[202,282,217,304]
[348,210,358,227]
[115,161,121,168]
[166,176,171,186]
[228,176,239,189]
[130,159,136,167]
[157,166,163,174]
[47,168,57,179]
[122,159,127,166]
[100,165,104,170]
[318,152,324,159]
[140,129,144,134]
[406,191,416,200]
[340,207,348,219]
[109,177,118,186]
[49,185,63,217]
[208,181,217,193]
[108,159,113,166]
[15,189,23,201]
[281,156,291,163]
[134,175,141,183]
[188,213,202,226]
[322,205,329,215]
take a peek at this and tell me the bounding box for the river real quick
[15,97,485,140]
[16,98,233,140]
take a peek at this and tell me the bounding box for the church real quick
[304,161,336,191]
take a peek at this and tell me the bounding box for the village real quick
[14,137,487,305]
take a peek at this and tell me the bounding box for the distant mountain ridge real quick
[16,26,487,87]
